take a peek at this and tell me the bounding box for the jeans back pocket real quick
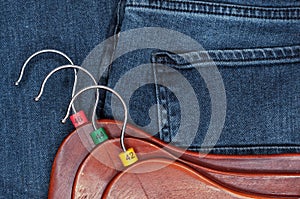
[103,0,300,154]
[152,45,300,154]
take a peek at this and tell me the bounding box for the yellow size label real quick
[119,148,138,167]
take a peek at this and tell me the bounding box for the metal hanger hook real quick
[63,85,128,152]
[35,64,99,116]
[15,49,78,112]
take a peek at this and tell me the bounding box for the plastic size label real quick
[90,127,108,145]
[70,110,88,128]
[119,148,138,167]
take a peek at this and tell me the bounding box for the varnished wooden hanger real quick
[48,123,95,199]
[48,120,300,198]
[18,50,300,198]
[103,159,245,199]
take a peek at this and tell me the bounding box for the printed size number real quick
[126,152,135,161]
[74,116,83,124]
[96,132,104,140]
[119,148,138,166]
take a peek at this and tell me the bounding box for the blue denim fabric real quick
[102,0,300,154]
[1,0,300,198]
[1,1,119,198]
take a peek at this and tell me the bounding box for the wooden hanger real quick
[48,119,300,198]
[17,51,300,198]
[103,159,246,199]
[48,123,95,199]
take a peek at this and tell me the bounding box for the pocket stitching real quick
[126,0,300,20]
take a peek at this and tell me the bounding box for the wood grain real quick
[48,124,95,199]
[72,137,300,198]
[103,159,241,199]
[48,120,300,198]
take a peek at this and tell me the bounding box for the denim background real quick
[1,0,300,198]
[1,1,119,198]
[102,0,300,154]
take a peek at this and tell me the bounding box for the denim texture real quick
[102,0,300,154]
[1,1,119,198]
[1,0,300,198]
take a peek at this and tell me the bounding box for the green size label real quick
[90,127,108,145]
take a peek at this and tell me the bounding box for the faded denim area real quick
[102,0,300,154]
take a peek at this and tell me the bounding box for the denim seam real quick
[152,63,169,141]
[100,0,127,115]
[153,45,300,66]
[187,146,300,151]
[126,0,300,20]
[155,56,300,67]
[152,57,175,142]
[152,60,163,141]
[111,0,127,67]
[160,86,171,142]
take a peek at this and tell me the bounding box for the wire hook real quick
[63,85,128,152]
[15,49,78,112]
[35,65,99,128]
